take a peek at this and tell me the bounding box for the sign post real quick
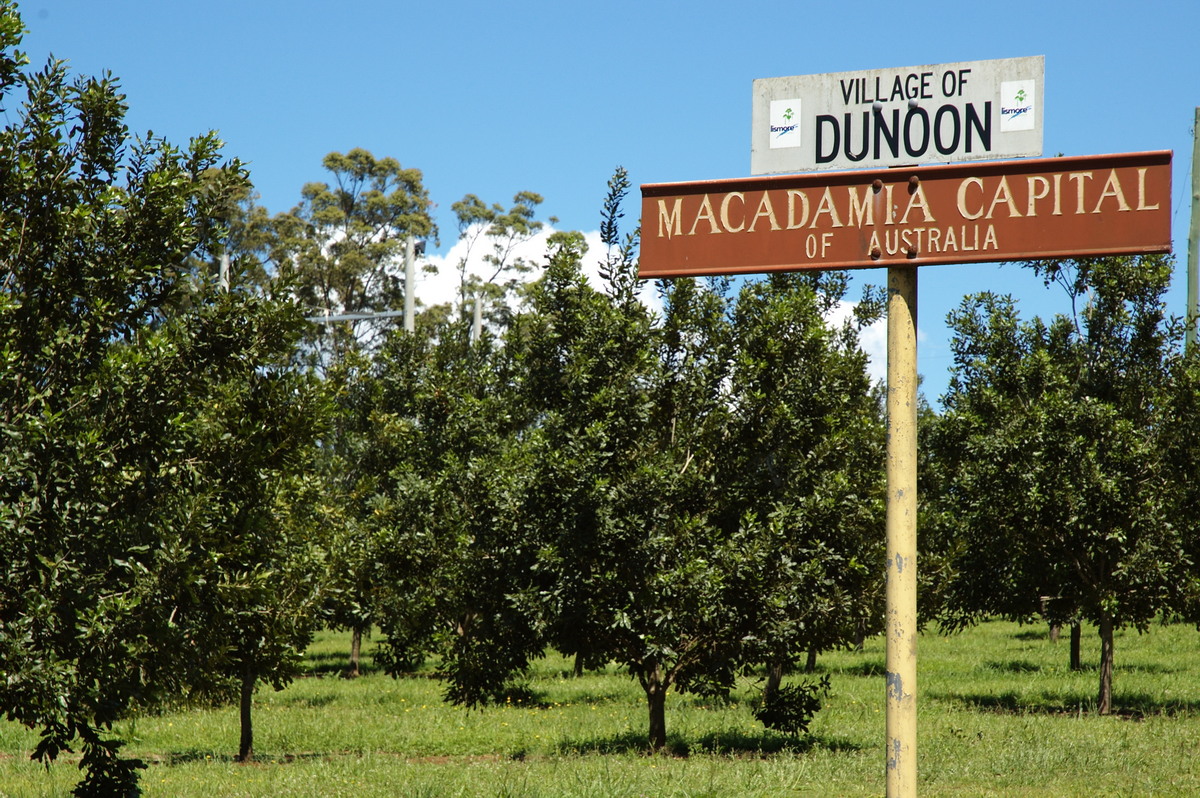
[639,52,1169,798]
[639,150,1171,797]
[885,264,918,795]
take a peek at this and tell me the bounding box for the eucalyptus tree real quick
[449,190,549,336]
[270,148,436,365]
[932,255,1188,714]
[0,4,324,790]
[183,168,276,293]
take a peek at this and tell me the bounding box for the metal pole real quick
[404,237,416,333]
[1187,107,1199,352]
[886,264,918,798]
[472,289,484,342]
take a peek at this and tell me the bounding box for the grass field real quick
[3,620,1200,796]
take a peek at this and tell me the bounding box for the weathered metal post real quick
[886,264,918,798]
[1187,107,1199,352]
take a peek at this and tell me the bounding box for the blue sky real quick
[14,0,1200,404]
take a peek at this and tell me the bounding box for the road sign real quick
[640,150,1171,279]
[752,56,1044,174]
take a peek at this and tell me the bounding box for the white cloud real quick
[859,313,889,387]
[415,225,660,316]
[415,231,891,388]
[824,301,889,387]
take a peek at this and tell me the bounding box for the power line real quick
[304,310,407,324]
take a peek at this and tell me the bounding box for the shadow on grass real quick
[1110,693,1200,718]
[681,693,746,709]
[982,659,1042,673]
[279,693,339,709]
[545,690,629,707]
[1012,628,1055,641]
[165,750,334,766]
[556,729,863,758]
[827,659,886,677]
[299,650,380,678]
[933,689,1200,718]
[692,729,863,757]
[489,684,551,709]
[1122,662,1184,675]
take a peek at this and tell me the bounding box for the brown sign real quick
[639,151,1172,278]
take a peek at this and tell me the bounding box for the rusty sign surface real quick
[639,151,1172,279]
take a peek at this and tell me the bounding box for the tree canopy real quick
[0,6,324,791]
[931,255,1192,714]
[359,170,887,750]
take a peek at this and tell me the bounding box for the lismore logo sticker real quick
[769,98,802,149]
[1000,80,1035,132]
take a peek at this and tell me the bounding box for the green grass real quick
[4,620,1200,796]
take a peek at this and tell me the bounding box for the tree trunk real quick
[805,648,818,674]
[1041,595,1060,642]
[236,664,255,762]
[764,661,785,704]
[643,662,669,752]
[346,626,362,678]
[1070,622,1083,671]
[573,651,585,678]
[1097,614,1114,715]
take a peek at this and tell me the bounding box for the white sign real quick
[751,56,1044,174]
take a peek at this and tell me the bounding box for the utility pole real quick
[1187,107,1199,352]
[472,289,484,341]
[404,237,416,333]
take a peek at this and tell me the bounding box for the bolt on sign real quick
[752,56,1044,174]
[638,151,1171,279]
